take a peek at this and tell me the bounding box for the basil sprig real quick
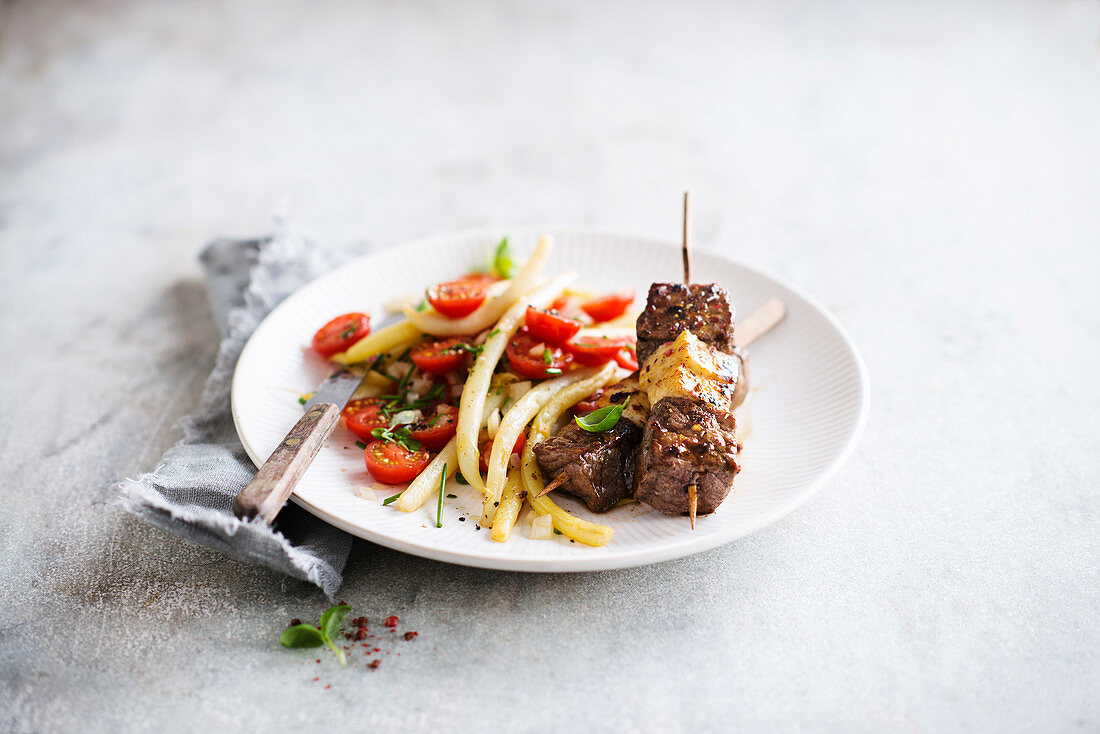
[491,237,515,278]
[279,604,352,666]
[574,398,629,433]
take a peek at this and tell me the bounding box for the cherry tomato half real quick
[427,278,488,319]
[312,312,371,358]
[581,291,634,323]
[341,397,388,441]
[573,388,605,416]
[411,338,472,375]
[524,306,581,345]
[407,404,459,452]
[364,440,432,484]
[568,334,633,366]
[506,333,573,379]
[614,345,639,371]
[478,433,527,473]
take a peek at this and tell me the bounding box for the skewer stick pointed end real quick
[681,192,692,285]
[688,483,697,530]
[537,472,569,498]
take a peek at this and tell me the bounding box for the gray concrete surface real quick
[1,1,1097,731]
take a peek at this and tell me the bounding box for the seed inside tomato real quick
[364,440,432,484]
[341,398,388,441]
[427,279,488,319]
[411,338,472,375]
[312,312,371,358]
[524,306,581,345]
[505,332,573,379]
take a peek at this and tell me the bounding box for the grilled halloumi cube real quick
[638,330,740,413]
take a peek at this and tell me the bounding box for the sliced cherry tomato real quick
[312,312,371,358]
[478,433,527,473]
[460,273,498,286]
[427,279,488,319]
[524,306,581,345]
[505,332,573,379]
[574,389,605,416]
[581,290,634,323]
[364,440,432,484]
[614,345,639,371]
[341,397,388,441]
[410,338,472,375]
[407,404,459,451]
[549,295,570,312]
[567,334,633,366]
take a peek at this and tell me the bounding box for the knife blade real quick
[233,369,364,523]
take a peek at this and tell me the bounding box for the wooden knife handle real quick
[232,402,342,524]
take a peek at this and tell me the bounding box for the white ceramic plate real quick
[232,228,869,571]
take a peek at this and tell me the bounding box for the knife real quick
[232,369,364,524]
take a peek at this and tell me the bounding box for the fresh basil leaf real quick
[398,437,422,452]
[279,624,325,648]
[319,604,352,644]
[574,398,629,433]
[491,237,515,278]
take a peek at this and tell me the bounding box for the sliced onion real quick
[529,513,553,540]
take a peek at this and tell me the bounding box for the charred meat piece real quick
[635,283,734,365]
[533,376,648,512]
[534,419,642,513]
[634,396,741,516]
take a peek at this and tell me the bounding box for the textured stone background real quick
[1,1,1097,732]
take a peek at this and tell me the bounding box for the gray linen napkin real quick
[119,225,363,597]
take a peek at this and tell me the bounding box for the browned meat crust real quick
[533,420,643,512]
[635,283,734,365]
[634,396,741,516]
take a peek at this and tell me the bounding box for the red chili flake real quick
[315,659,321,663]
[290,618,301,626]
[368,660,381,669]
[338,600,348,606]
[383,615,399,628]
[404,631,418,641]
[324,684,331,690]
[313,677,319,682]
[373,647,380,652]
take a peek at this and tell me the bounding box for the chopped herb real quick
[370,426,422,452]
[450,342,484,357]
[491,237,515,278]
[436,463,447,528]
[489,328,501,338]
[340,323,358,340]
[545,368,562,375]
[382,492,403,505]
[279,603,352,666]
[553,528,562,535]
[298,395,308,405]
[397,348,413,363]
[415,299,428,312]
[495,386,503,395]
[446,493,457,499]
[542,348,552,365]
[574,398,629,433]
[455,473,470,485]
[428,414,444,427]
[355,440,368,450]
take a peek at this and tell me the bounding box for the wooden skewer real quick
[687,483,698,530]
[681,191,692,284]
[537,471,569,498]
[734,297,786,348]
[682,192,698,530]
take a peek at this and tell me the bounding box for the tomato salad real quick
[305,236,639,546]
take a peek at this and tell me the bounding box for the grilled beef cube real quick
[636,283,734,366]
[634,396,741,516]
[534,420,643,512]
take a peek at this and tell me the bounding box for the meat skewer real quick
[534,195,785,520]
[682,193,697,529]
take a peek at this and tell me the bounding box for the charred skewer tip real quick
[681,191,692,285]
[687,483,698,529]
[537,471,569,498]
